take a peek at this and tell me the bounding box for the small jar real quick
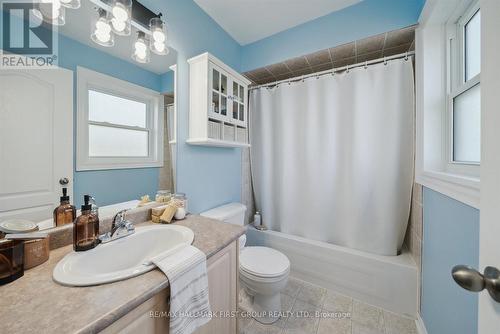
[173,193,188,212]
[155,190,172,203]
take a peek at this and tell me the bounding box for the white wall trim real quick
[416,314,429,334]
[76,66,163,171]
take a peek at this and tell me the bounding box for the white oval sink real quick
[53,225,194,286]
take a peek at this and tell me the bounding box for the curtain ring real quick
[383,57,387,65]
[404,52,409,61]
[346,65,350,73]
[331,70,335,76]
[364,61,368,69]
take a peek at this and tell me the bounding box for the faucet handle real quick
[113,209,128,225]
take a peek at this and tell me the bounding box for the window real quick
[415,0,480,209]
[77,67,163,170]
[447,3,480,171]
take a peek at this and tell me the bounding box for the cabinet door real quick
[209,64,229,121]
[230,79,247,128]
[195,241,237,334]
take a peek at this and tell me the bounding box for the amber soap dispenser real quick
[53,187,76,226]
[73,195,99,252]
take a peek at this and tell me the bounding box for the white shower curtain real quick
[249,59,414,256]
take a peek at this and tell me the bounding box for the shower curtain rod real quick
[249,51,415,90]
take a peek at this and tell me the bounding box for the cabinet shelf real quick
[187,52,251,148]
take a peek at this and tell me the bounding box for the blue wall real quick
[241,0,425,71]
[160,70,175,93]
[141,0,243,214]
[421,188,479,334]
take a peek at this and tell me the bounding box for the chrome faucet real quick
[99,209,135,244]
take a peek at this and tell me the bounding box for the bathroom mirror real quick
[0,7,179,233]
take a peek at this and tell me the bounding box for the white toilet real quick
[201,203,290,324]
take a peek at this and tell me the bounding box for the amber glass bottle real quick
[73,195,99,252]
[53,188,76,226]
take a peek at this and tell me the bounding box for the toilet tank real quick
[200,203,247,226]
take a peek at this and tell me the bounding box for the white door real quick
[479,0,500,332]
[0,68,73,223]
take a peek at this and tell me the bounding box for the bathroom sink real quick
[53,225,194,286]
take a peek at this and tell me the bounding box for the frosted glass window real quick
[465,10,480,81]
[89,125,148,157]
[453,84,480,163]
[88,90,147,128]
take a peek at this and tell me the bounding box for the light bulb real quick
[153,41,165,53]
[111,18,126,32]
[112,4,128,22]
[91,9,114,47]
[136,50,146,59]
[95,20,111,35]
[152,29,165,43]
[96,32,111,43]
[135,41,147,53]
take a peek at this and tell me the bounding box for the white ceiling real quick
[194,0,362,45]
[58,0,176,74]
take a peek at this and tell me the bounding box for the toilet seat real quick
[240,246,290,278]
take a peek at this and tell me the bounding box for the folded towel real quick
[152,245,212,334]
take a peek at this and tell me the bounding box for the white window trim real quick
[76,66,163,171]
[445,0,480,174]
[415,0,480,209]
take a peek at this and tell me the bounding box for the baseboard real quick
[416,314,429,334]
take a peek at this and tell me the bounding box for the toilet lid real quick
[240,246,290,278]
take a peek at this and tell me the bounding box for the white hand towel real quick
[152,245,212,334]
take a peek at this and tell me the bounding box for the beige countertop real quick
[0,215,245,334]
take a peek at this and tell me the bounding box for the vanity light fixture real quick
[91,8,114,47]
[132,31,150,63]
[110,0,132,36]
[38,0,169,64]
[149,16,168,55]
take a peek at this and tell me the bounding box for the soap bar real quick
[160,205,177,223]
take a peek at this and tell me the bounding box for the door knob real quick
[59,177,69,185]
[452,265,500,302]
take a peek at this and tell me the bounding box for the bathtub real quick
[246,227,418,318]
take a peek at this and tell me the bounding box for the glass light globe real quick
[111,18,126,32]
[135,41,147,53]
[153,41,165,53]
[96,32,111,43]
[112,4,128,22]
[152,29,165,43]
[96,19,112,35]
[91,9,114,47]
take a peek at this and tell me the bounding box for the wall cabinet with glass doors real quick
[187,53,251,147]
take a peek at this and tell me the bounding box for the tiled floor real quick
[238,277,418,334]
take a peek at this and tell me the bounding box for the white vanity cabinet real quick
[102,240,239,334]
[187,53,251,147]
